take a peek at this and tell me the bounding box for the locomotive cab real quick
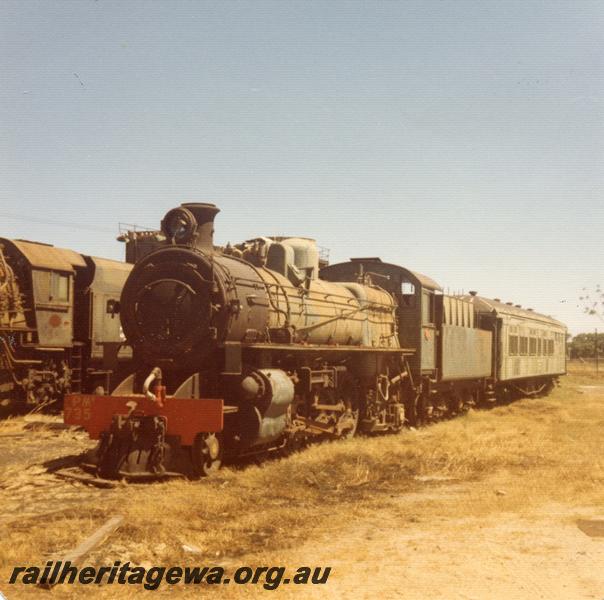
[320,257,439,377]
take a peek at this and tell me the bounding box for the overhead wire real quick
[0,212,116,234]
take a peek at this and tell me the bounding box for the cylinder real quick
[239,369,294,447]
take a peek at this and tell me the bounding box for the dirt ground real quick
[250,379,604,599]
[0,380,603,599]
[271,487,604,600]
[0,417,104,525]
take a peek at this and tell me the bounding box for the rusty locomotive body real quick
[64,203,566,481]
[0,238,133,413]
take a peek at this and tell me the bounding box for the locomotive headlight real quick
[161,207,197,244]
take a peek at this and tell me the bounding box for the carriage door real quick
[421,289,436,372]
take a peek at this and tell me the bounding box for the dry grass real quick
[566,359,604,382]
[0,413,64,436]
[1,369,603,597]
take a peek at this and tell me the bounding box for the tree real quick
[578,285,604,324]
[568,332,604,359]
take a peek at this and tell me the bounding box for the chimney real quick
[469,290,477,296]
[493,298,501,302]
[181,203,220,251]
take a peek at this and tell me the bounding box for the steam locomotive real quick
[0,238,132,414]
[64,203,566,482]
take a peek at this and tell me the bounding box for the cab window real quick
[422,291,434,325]
[400,281,415,307]
[51,272,70,303]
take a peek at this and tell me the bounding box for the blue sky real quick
[1,0,602,334]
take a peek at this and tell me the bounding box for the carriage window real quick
[51,272,69,302]
[537,338,542,355]
[529,337,537,355]
[545,339,554,355]
[509,335,519,355]
[519,336,528,355]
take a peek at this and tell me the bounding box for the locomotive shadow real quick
[42,453,86,473]
[23,420,74,433]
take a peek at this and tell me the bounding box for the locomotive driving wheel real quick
[191,432,222,477]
